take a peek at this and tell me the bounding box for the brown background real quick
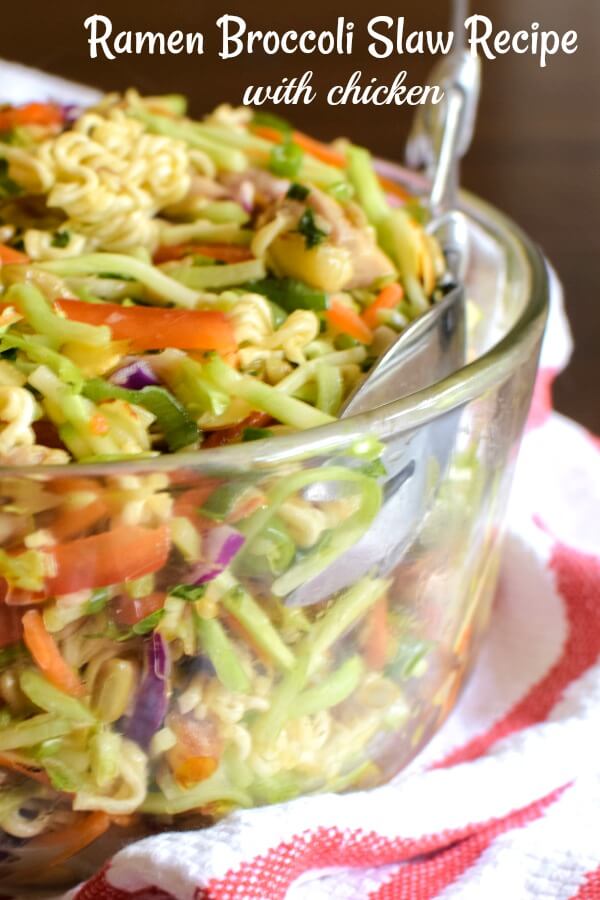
[1,0,598,429]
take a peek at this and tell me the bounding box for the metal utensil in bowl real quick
[286,7,480,607]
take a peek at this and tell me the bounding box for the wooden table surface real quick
[1,0,598,429]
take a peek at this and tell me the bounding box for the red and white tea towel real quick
[58,273,600,900]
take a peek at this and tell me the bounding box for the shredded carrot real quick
[438,671,463,722]
[251,124,346,169]
[111,814,140,828]
[223,612,272,667]
[361,283,404,330]
[0,244,29,265]
[250,124,285,145]
[327,300,373,344]
[292,130,346,168]
[365,596,389,670]
[90,413,109,436]
[48,477,104,497]
[154,243,254,265]
[22,610,85,697]
[228,491,268,525]
[0,752,51,786]
[378,175,412,204]
[51,497,108,542]
[28,810,110,869]
[0,102,62,132]
[175,755,218,787]
[174,481,221,518]
[250,125,412,203]
[202,411,273,449]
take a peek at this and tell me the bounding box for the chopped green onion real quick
[242,277,328,313]
[315,363,343,415]
[269,139,304,178]
[85,588,111,615]
[82,379,199,452]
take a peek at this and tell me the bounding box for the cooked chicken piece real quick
[306,188,396,289]
[259,187,396,292]
[221,168,289,208]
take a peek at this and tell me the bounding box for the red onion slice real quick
[110,360,161,390]
[203,525,245,567]
[125,633,169,749]
[187,525,245,585]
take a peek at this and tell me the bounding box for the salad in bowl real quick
[0,90,546,887]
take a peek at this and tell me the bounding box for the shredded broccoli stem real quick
[252,654,310,746]
[127,107,249,172]
[216,571,296,671]
[298,577,387,677]
[0,714,81,751]
[37,254,200,308]
[19,670,95,725]
[2,332,84,390]
[6,282,110,348]
[141,764,252,814]
[170,259,266,291]
[346,145,428,311]
[315,363,344,415]
[202,355,335,431]
[195,613,251,693]
[158,221,252,247]
[294,655,365,717]
[275,347,367,396]
[238,466,382,597]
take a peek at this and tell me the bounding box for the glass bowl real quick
[0,164,549,889]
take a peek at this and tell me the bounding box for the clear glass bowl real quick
[0,165,549,889]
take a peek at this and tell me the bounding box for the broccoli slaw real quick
[0,91,457,878]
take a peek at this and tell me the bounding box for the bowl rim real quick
[0,166,550,477]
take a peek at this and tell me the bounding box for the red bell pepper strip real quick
[55,299,237,353]
[46,525,170,596]
[0,103,63,131]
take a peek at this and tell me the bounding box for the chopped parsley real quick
[286,182,310,202]
[296,208,327,249]
[131,608,166,635]
[85,587,111,615]
[242,427,274,442]
[358,458,388,479]
[170,584,207,602]
[51,230,71,248]
[0,158,21,199]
